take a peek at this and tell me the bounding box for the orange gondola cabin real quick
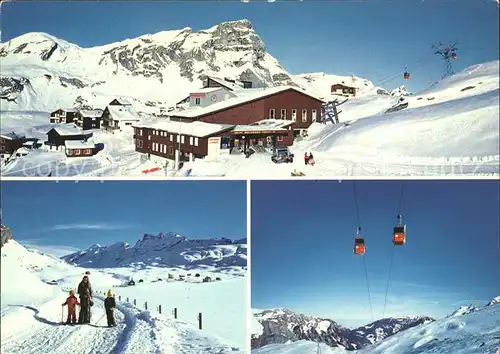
[354,237,365,255]
[403,71,410,80]
[451,52,457,60]
[393,224,406,245]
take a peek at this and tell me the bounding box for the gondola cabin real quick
[451,52,457,60]
[403,72,410,80]
[393,225,406,245]
[354,237,365,255]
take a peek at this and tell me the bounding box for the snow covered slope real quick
[0,19,369,113]
[187,60,499,177]
[61,232,247,270]
[1,238,247,352]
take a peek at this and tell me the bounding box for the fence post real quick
[144,302,147,310]
[133,299,136,306]
[158,305,162,314]
[173,307,177,319]
[197,313,202,330]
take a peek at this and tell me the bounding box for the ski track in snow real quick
[1,294,242,354]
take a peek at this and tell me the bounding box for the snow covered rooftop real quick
[170,86,324,119]
[232,119,293,133]
[192,87,223,94]
[51,123,84,136]
[135,120,234,138]
[64,140,95,149]
[52,108,78,113]
[112,98,132,105]
[207,76,245,91]
[0,132,25,140]
[79,109,103,118]
[107,105,140,121]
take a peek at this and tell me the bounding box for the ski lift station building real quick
[133,77,324,166]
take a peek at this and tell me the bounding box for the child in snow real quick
[62,289,79,324]
[104,289,117,327]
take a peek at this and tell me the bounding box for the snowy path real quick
[1,295,242,354]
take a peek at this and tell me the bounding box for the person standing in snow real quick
[61,289,79,324]
[104,289,117,327]
[304,152,309,165]
[77,275,93,324]
[308,152,315,166]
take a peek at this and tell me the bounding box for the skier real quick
[61,289,79,324]
[104,289,117,327]
[308,152,315,166]
[77,275,93,324]
[304,152,309,165]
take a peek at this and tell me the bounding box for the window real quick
[269,109,275,119]
[195,98,201,105]
[292,109,297,121]
[168,146,174,155]
[176,135,179,143]
[67,149,73,156]
[137,140,143,148]
[85,149,92,155]
[189,137,193,145]
[312,109,317,122]
[181,135,185,144]
[194,137,199,146]
[302,109,307,122]
[280,109,286,120]
[169,135,173,142]
[277,135,284,142]
[75,149,81,156]
[148,135,151,140]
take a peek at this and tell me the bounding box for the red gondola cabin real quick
[451,53,457,60]
[403,72,410,80]
[354,237,365,255]
[393,225,406,245]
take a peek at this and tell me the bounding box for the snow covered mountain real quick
[251,308,433,351]
[0,19,374,112]
[61,232,247,269]
[448,304,481,317]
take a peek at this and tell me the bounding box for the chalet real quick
[50,109,78,124]
[22,138,42,150]
[168,86,324,138]
[75,109,103,130]
[101,100,140,132]
[64,139,95,157]
[133,120,234,168]
[45,123,93,150]
[0,132,26,157]
[331,83,357,97]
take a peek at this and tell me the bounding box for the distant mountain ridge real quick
[0,19,377,112]
[252,297,500,351]
[251,308,433,350]
[61,231,247,269]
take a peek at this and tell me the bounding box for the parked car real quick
[271,147,294,163]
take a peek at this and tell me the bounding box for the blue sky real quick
[2,1,498,92]
[251,180,500,327]
[2,180,247,257]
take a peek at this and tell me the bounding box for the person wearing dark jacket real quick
[77,275,93,324]
[104,289,117,327]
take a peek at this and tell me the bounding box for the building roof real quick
[22,141,35,146]
[64,139,95,149]
[50,123,84,136]
[135,120,234,138]
[111,98,132,105]
[107,105,140,121]
[169,86,324,119]
[79,109,103,118]
[207,76,245,91]
[51,108,78,114]
[0,132,25,140]
[192,87,223,94]
[232,119,293,134]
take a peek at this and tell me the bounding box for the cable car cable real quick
[352,181,374,322]
[363,255,374,322]
[382,182,406,318]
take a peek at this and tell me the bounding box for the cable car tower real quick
[432,41,458,78]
